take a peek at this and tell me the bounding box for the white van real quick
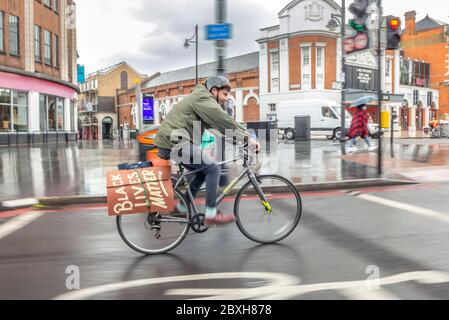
[277,100,382,140]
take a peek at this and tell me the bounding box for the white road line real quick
[356,193,449,225]
[0,212,46,240]
[339,287,400,300]
[1,198,39,208]
[54,270,449,300]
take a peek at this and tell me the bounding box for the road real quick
[1,182,449,300]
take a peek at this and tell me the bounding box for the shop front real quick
[0,71,78,145]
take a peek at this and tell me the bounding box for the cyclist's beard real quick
[215,95,225,109]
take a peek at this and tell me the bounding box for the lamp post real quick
[327,0,346,143]
[184,25,199,85]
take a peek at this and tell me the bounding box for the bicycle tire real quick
[116,189,191,255]
[234,175,302,244]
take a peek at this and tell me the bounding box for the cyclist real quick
[155,76,260,226]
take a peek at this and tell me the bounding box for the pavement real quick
[2,137,449,208]
[1,182,449,300]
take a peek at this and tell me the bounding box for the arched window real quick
[120,71,128,90]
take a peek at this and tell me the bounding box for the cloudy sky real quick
[76,0,448,76]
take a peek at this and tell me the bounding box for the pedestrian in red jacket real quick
[347,104,375,152]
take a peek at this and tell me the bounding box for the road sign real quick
[206,23,232,41]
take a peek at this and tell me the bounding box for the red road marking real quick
[0,182,440,217]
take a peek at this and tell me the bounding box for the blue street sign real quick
[77,64,85,84]
[206,23,232,41]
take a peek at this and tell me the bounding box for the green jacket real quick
[155,85,249,149]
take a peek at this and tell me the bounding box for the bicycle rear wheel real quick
[116,189,190,255]
[234,175,302,244]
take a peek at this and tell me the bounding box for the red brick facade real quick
[401,11,449,117]
[117,67,260,128]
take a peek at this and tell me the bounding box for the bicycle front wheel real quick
[234,175,302,244]
[116,189,190,255]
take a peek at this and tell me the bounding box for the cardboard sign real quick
[106,167,174,216]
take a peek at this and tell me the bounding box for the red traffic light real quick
[389,18,400,30]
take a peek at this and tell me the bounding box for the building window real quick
[34,25,41,62]
[301,46,311,90]
[48,95,56,131]
[0,12,4,52]
[316,46,325,90]
[269,104,277,112]
[70,100,75,131]
[9,15,19,56]
[13,91,28,132]
[44,30,52,65]
[270,51,280,92]
[54,34,59,67]
[57,97,64,131]
[0,89,11,132]
[54,0,59,13]
[400,58,430,87]
[43,0,51,8]
[39,94,47,132]
[0,89,28,132]
[40,94,65,132]
[120,71,128,90]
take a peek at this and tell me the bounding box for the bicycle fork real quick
[248,174,273,214]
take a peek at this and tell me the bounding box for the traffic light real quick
[386,16,401,49]
[349,0,370,30]
[346,0,370,54]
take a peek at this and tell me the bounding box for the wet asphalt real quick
[1,182,448,300]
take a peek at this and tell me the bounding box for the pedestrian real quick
[347,103,376,153]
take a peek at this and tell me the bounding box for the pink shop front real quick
[0,71,79,145]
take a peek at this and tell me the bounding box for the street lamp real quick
[327,0,347,143]
[184,25,199,85]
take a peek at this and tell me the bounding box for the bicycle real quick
[116,142,303,255]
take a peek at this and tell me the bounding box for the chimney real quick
[405,11,416,34]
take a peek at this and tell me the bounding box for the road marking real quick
[355,193,449,225]
[2,198,39,208]
[0,211,45,240]
[53,272,299,300]
[53,270,449,300]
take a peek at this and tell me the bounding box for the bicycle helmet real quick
[205,75,231,92]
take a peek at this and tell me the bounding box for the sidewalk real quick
[1,138,446,203]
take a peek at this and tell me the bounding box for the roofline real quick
[142,52,259,89]
[260,25,280,32]
[278,0,341,17]
[86,62,146,79]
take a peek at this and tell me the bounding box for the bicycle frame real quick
[172,150,272,218]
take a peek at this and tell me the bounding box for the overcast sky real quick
[76,0,449,76]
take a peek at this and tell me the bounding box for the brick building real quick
[401,11,449,120]
[116,52,260,131]
[257,0,341,122]
[0,0,79,145]
[78,61,146,140]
